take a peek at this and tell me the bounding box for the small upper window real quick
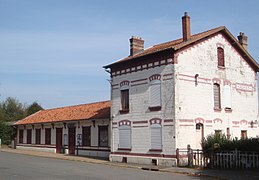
[217,47,225,67]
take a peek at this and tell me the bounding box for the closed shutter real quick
[213,83,221,108]
[217,47,225,67]
[151,124,162,149]
[119,125,131,148]
[224,85,231,108]
[150,82,161,107]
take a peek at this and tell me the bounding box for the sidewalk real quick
[1,146,259,180]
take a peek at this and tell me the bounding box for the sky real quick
[0,0,259,109]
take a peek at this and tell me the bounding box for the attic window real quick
[217,47,225,67]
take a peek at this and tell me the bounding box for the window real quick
[226,128,231,140]
[215,130,222,136]
[121,89,129,111]
[224,85,231,109]
[241,130,247,140]
[27,129,32,144]
[19,129,23,143]
[98,126,108,147]
[213,83,221,109]
[119,124,131,149]
[196,123,201,130]
[82,126,91,146]
[35,129,41,144]
[217,47,225,67]
[149,80,161,110]
[45,128,51,145]
[150,124,162,150]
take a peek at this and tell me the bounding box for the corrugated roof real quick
[15,101,110,125]
[104,26,259,71]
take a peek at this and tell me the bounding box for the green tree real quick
[0,122,12,145]
[26,102,43,116]
[1,97,26,122]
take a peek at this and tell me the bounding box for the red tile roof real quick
[104,26,259,71]
[15,101,110,125]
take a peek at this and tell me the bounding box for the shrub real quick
[202,134,259,157]
[0,122,13,145]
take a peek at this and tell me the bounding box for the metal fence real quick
[176,148,259,169]
[211,150,259,169]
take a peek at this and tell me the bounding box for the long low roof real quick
[15,100,110,125]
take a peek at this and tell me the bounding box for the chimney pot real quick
[129,36,144,56]
[182,12,191,41]
[237,32,248,50]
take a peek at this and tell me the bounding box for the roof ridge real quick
[44,100,110,111]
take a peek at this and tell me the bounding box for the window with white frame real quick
[149,79,161,108]
[119,124,131,149]
[150,123,162,150]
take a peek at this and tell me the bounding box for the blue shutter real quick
[150,81,161,107]
[151,124,162,149]
[119,125,131,148]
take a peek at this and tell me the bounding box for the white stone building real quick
[15,101,111,158]
[104,13,259,166]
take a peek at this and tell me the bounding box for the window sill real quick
[149,106,161,111]
[119,109,129,114]
[214,107,222,112]
[149,149,162,152]
[218,66,225,70]
[225,108,232,113]
[118,148,131,151]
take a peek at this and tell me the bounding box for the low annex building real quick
[104,13,259,166]
[15,101,111,158]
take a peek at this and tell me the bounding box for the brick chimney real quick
[182,12,191,41]
[129,36,144,56]
[237,32,248,50]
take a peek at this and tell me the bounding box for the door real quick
[68,127,76,155]
[56,128,63,153]
[195,123,204,149]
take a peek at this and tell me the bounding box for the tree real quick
[1,97,26,122]
[26,102,43,116]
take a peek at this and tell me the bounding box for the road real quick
[0,151,210,180]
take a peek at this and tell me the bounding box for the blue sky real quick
[0,0,259,109]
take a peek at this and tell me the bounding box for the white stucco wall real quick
[174,33,259,149]
[110,60,176,158]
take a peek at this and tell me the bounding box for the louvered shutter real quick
[150,82,161,107]
[213,84,221,108]
[151,124,162,149]
[224,85,231,108]
[119,125,131,148]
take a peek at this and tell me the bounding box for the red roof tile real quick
[104,26,259,71]
[15,101,110,125]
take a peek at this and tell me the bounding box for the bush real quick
[202,134,259,157]
[0,122,13,145]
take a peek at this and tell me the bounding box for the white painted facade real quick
[108,32,259,166]
[16,119,111,158]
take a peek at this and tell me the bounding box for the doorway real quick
[68,127,76,155]
[195,123,204,149]
[56,128,63,153]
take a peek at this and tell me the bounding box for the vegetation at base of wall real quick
[202,134,259,156]
[0,122,12,145]
[0,97,43,145]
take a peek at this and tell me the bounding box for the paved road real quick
[0,151,211,180]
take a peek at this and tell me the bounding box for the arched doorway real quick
[195,123,204,149]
